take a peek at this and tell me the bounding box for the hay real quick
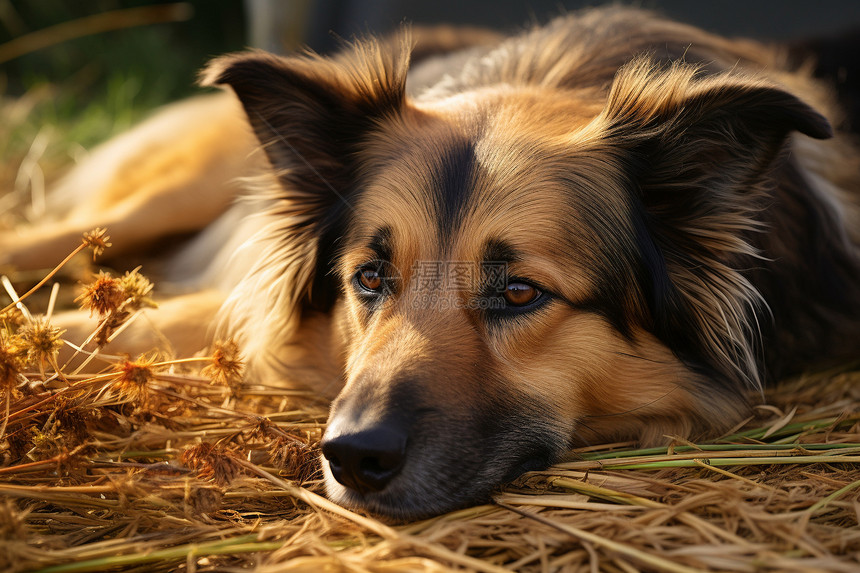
[1,234,859,573]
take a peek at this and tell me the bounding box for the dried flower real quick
[0,309,23,333]
[76,271,124,317]
[112,354,156,405]
[249,416,278,440]
[17,317,65,373]
[3,427,33,464]
[202,340,244,397]
[27,425,90,471]
[53,398,91,447]
[269,437,319,483]
[30,427,62,459]
[0,331,25,392]
[30,411,72,460]
[81,227,112,260]
[119,267,157,311]
[77,268,158,346]
[181,442,244,486]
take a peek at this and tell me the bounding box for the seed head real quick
[202,340,244,397]
[4,427,34,464]
[112,354,156,405]
[78,268,158,346]
[30,417,64,459]
[76,271,124,317]
[17,317,65,373]
[269,437,319,483]
[82,228,112,260]
[119,268,156,311]
[0,331,25,392]
[0,309,23,332]
[249,416,277,440]
[53,397,91,446]
[181,442,244,486]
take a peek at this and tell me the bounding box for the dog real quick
[2,6,859,520]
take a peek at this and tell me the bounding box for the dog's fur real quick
[2,6,860,519]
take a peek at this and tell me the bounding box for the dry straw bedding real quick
[0,232,858,573]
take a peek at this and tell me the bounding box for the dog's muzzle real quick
[320,377,564,518]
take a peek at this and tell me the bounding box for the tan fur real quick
[3,7,859,519]
[1,94,263,271]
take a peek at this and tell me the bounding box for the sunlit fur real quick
[4,7,859,520]
[201,7,860,518]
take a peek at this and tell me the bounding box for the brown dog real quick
[3,6,859,519]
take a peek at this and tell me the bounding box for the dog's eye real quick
[357,268,383,292]
[503,282,540,307]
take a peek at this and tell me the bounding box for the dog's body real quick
[2,7,859,519]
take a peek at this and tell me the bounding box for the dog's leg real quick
[53,289,225,368]
[1,92,263,271]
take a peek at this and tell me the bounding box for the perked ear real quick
[602,57,831,171]
[201,38,410,199]
[198,38,411,375]
[600,58,833,391]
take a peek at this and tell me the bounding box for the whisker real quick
[613,351,668,364]
[581,384,682,419]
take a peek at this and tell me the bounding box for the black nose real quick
[321,425,407,495]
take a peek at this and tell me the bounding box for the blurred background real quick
[1,0,859,201]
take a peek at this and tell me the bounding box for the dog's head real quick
[202,38,830,519]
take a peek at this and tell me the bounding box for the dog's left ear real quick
[603,58,832,173]
[601,58,832,391]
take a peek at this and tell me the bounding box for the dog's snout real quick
[321,425,407,495]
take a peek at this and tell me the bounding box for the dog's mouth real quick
[501,454,551,483]
[319,401,564,520]
[320,449,554,521]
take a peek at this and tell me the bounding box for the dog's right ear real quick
[201,41,409,201]
[200,40,411,374]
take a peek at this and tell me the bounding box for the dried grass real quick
[1,234,858,573]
